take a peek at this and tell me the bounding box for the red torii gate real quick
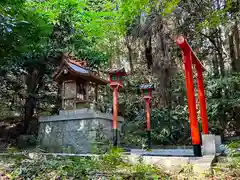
[176,36,209,157]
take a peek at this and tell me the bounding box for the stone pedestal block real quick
[215,135,222,153]
[202,134,216,155]
[38,109,124,153]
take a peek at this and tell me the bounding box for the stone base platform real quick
[126,153,217,174]
[128,148,219,173]
[38,109,124,153]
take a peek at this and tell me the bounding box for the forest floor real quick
[0,145,239,180]
[0,117,239,179]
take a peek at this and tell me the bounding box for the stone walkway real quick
[130,148,194,157]
[129,148,219,173]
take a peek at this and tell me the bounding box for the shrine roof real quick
[107,67,127,75]
[68,62,89,74]
[53,54,108,85]
[139,84,155,90]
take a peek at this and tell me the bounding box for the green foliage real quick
[1,0,112,68]
[121,105,190,147]
[0,0,51,63]
[0,0,239,164]
[161,0,181,16]
[226,140,240,157]
[26,0,110,65]
[0,0,112,122]
[0,148,170,179]
[212,141,240,179]
[120,70,240,147]
[206,73,240,135]
[1,147,240,179]
[227,141,240,149]
[101,147,125,172]
[198,0,232,29]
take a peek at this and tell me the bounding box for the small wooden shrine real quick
[53,53,108,110]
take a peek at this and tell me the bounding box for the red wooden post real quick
[178,37,209,136]
[176,36,202,156]
[113,87,119,130]
[108,67,127,147]
[196,66,209,134]
[145,99,151,131]
[145,98,151,149]
[139,84,154,149]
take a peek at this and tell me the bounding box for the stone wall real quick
[38,109,124,153]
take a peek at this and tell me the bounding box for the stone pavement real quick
[128,148,217,174]
[130,148,194,156]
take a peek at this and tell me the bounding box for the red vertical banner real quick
[145,99,151,131]
[196,66,209,134]
[113,87,118,130]
[183,49,201,145]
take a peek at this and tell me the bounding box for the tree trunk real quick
[126,37,134,73]
[215,0,225,76]
[95,84,98,103]
[233,24,240,135]
[152,14,172,108]
[216,29,225,76]
[23,96,35,134]
[218,51,225,76]
[234,24,240,71]
[144,35,153,70]
[55,82,62,115]
[212,52,219,76]
[229,32,237,71]
[23,67,45,134]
